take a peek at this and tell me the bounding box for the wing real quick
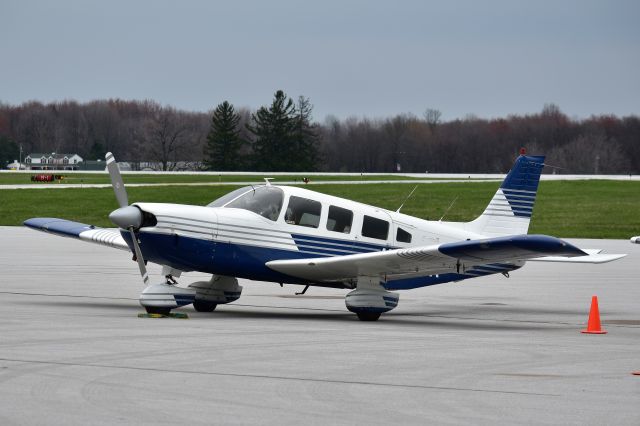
[530,249,626,263]
[24,218,130,252]
[266,234,607,282]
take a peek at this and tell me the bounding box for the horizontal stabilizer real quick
[24,218,130,252]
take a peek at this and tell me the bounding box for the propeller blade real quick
[128,228,150,285]
[106,152,128,208]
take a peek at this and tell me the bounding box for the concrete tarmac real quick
[0,226,638,425]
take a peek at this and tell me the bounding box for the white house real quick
[25,153,84,170]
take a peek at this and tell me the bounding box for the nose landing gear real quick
[139,274,196,315]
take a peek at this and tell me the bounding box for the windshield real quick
[207,186,253,207]
[223,186,284,221]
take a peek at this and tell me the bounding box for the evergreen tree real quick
[0,136,19,167]
[292,96,320,171]
[204,101,244,171]
[247,90,296,171]
[88,142,106,161]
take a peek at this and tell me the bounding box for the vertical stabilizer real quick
[466,154,545,237]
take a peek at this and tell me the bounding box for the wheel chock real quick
[138,313,165,318]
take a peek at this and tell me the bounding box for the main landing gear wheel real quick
[145,306,171,315]
[356,312,381,321]
[193,300,217,312]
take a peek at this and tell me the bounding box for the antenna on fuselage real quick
[396,185,419,213]
[264,178,274,186]
[439,196,459,222]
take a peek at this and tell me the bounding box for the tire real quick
[145,306,171,315]
[193,300,217,312]
[356,312,381,321]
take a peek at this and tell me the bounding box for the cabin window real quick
[362,215,389,240]
[285,196,321,228]
[223,186,284,221]
[326,205,353,233]
[396,227,412,243]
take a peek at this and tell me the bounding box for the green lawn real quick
[0,172,461,185]
[1,180,638,239]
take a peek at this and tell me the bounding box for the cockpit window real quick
[207,186,253,207]
[223,186,284,221]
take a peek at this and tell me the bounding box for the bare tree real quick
[144,104,194,171]
[424,108,442,133]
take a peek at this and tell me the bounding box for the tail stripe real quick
[501,188,536,195]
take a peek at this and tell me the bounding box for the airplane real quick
[24,151,625,321]
[631,236,640,244]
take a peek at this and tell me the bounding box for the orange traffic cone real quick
[581,295,607,334]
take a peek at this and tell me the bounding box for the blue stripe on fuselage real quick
[291,233,387,252]
[126,231,519,291]
[126,231,323,284]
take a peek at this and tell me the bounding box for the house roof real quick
[27,153,83,159]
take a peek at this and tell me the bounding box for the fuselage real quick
[125,185,521,290]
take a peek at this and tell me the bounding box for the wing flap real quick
[24,218,130,252]
[267,234,589,282]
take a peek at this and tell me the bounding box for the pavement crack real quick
[0,357,559,397]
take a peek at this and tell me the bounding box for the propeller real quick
[106,152,149,285]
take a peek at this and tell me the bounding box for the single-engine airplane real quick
[25,152,625,321]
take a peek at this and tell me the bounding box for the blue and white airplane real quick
[25,152,625,321]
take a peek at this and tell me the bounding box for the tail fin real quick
[467,154,545,237]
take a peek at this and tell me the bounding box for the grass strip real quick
[1,181,637,239]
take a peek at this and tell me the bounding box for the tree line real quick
[1,96,638,174]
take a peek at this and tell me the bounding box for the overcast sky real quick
[1,0,638,121]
